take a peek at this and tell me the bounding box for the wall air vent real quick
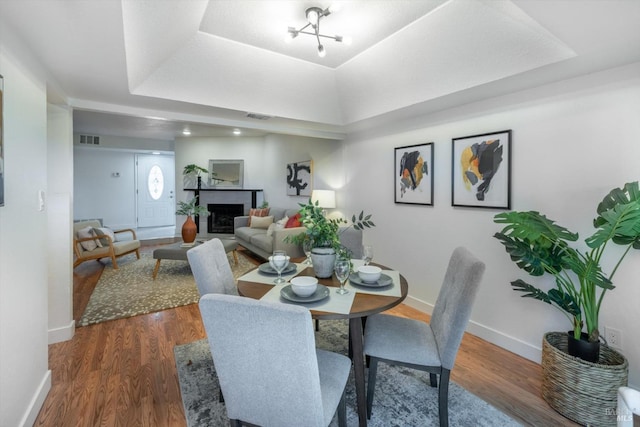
[79,134,100,145]
[245,112,272,120]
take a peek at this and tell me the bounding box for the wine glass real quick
[303,239,313,265]
[334,259,351,295]
[363,245,374,265]
[269,250,289,284]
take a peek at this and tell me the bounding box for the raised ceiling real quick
[1,0,639,140]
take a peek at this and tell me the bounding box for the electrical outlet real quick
[605,326,622,349]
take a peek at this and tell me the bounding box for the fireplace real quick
[207,204,244,233]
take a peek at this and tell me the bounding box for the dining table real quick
[236,258,409,427]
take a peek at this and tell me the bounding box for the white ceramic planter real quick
[310,247,336,278]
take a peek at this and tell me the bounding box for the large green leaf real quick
[590,181,640,249]
[563,251,614,291]
[494,211,578,248]
[494,232,569,276]
[510,279,580,316]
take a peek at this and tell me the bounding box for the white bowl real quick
[290,276,318,297]
[358,265,382,283]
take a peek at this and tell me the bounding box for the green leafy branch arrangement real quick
[286,199,375,258]
[176,196,210,217]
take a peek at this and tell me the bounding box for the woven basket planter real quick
[542,332,628,426]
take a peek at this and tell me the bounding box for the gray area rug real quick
[79,252,255,326]
[175,320,522,426]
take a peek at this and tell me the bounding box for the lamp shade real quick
[311,190,336,209]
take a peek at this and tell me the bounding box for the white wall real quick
[74,147,138,229]
[174,134,342,230]
[0,36,51,426]
[47,103,74,343]
[343,62,640,386]
[73,135,175,230]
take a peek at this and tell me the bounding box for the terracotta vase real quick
[181,215,197,243]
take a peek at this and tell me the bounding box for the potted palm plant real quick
[176,196,210,243]
[183,164,210,189]
[287,199,375,278]
[493,181,640,362]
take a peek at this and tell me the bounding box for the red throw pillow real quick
[285,212,302,228]
[247,208,269,226]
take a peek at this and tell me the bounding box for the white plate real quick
[349,273,393,288]
[280,284,330,303]
[258,262,297,275]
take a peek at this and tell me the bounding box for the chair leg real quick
[366,357,379,419]
[438,369,450,427]
[430,373,438,387]
[338,388,347,427]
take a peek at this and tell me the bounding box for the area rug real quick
[174,320,522,427]
[78,252,255,326]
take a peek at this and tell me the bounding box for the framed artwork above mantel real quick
[208,159,244,188]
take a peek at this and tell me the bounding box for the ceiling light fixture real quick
[286,4,350,57]
[233,129,241,136]
[182,129,191,136]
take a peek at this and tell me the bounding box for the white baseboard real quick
[402,295,542,364]
[48,319,75,344]
[19,370,51,427]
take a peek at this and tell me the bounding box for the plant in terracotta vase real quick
[493,181,640,361]
[176,196,210,243]
[286,199,375,277]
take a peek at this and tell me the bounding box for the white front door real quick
[136,154,176,227]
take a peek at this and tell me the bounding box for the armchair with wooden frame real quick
[73,220,141,269]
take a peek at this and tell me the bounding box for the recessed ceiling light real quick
[151,151,161,155]
[233,129,241,136]
[182,129,191,136]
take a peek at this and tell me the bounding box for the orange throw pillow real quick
[247,208,269,226]
[285,212,302,228]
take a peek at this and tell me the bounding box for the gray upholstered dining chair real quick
[186,238,238,296]
[363,246,485,427]
[199,293,350,427]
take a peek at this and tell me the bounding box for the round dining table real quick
[237,260,409,427]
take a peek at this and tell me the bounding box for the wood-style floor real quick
[35,244,579,426]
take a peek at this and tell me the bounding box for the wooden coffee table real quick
[152,239,238,279]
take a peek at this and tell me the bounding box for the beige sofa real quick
[73,220,141,269]
[234,208,305,260]
[233,207,364,261]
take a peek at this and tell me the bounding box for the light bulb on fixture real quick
[233,129,241,136]
[306,8,320,26]
[286,4,350,58]
[182,129,191,136]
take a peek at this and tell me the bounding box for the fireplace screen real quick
[208,204,244,233]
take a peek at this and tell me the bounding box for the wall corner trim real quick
[48,319,75,344]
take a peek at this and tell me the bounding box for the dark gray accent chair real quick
[186,238,238,296]
[363,246,486,427]
[199,294,350,427]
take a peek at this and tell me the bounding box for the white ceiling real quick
[1,0,639,141]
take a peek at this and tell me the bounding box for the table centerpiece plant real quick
[176,195,210,243]
[286,199,375,278]
[493,181,640,362]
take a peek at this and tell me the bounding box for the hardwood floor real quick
[36,245,579,426]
